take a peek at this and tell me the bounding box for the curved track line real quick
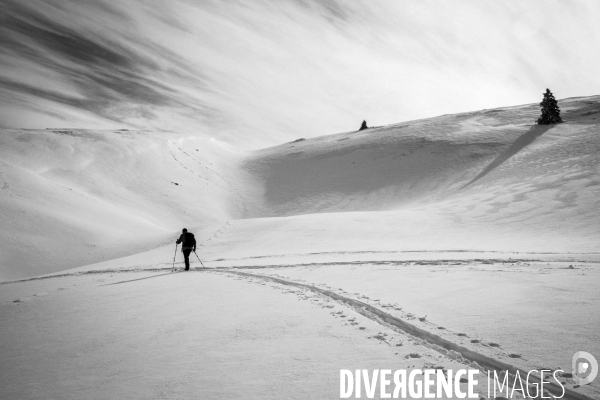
[226,270,592,400]
[100,271,183,286]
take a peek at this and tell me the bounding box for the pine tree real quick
[359,120,368,130]
[536,89,563,125]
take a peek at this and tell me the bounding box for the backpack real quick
[182,232,196,248]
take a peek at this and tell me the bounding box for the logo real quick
[572,351,598,385]
[339,353,598,398]
[339,369,480,399]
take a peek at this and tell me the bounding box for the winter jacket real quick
[176,232,196,251]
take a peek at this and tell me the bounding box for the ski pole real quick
[193,251,206,268]
[172,243,178,272]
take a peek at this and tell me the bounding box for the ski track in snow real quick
[173,144,249,218]
[220,270,591,400]
[168,141,249,218]
[3,263,596,400]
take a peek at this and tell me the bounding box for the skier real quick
[176,228,196,271]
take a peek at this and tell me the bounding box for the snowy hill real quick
[1,96,599,280]
[0,130,253,280]
[226,95,600,259]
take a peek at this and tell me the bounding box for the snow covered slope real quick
[0,130,253,280]
[1,96,599,280]
[2,96,599,400]
[234,95,600,253]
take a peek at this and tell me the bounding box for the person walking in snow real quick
[176,228,196,271]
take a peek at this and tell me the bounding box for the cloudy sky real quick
[1,0,599,148]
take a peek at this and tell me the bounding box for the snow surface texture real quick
[1,96,599,280]
[2,262,599,399]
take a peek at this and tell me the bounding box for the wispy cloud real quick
[1,0,599,148]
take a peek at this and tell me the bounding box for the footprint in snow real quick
[370,333,388,341]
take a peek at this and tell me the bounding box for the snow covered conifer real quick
[359,120,368,130]
[536,89,563,125]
